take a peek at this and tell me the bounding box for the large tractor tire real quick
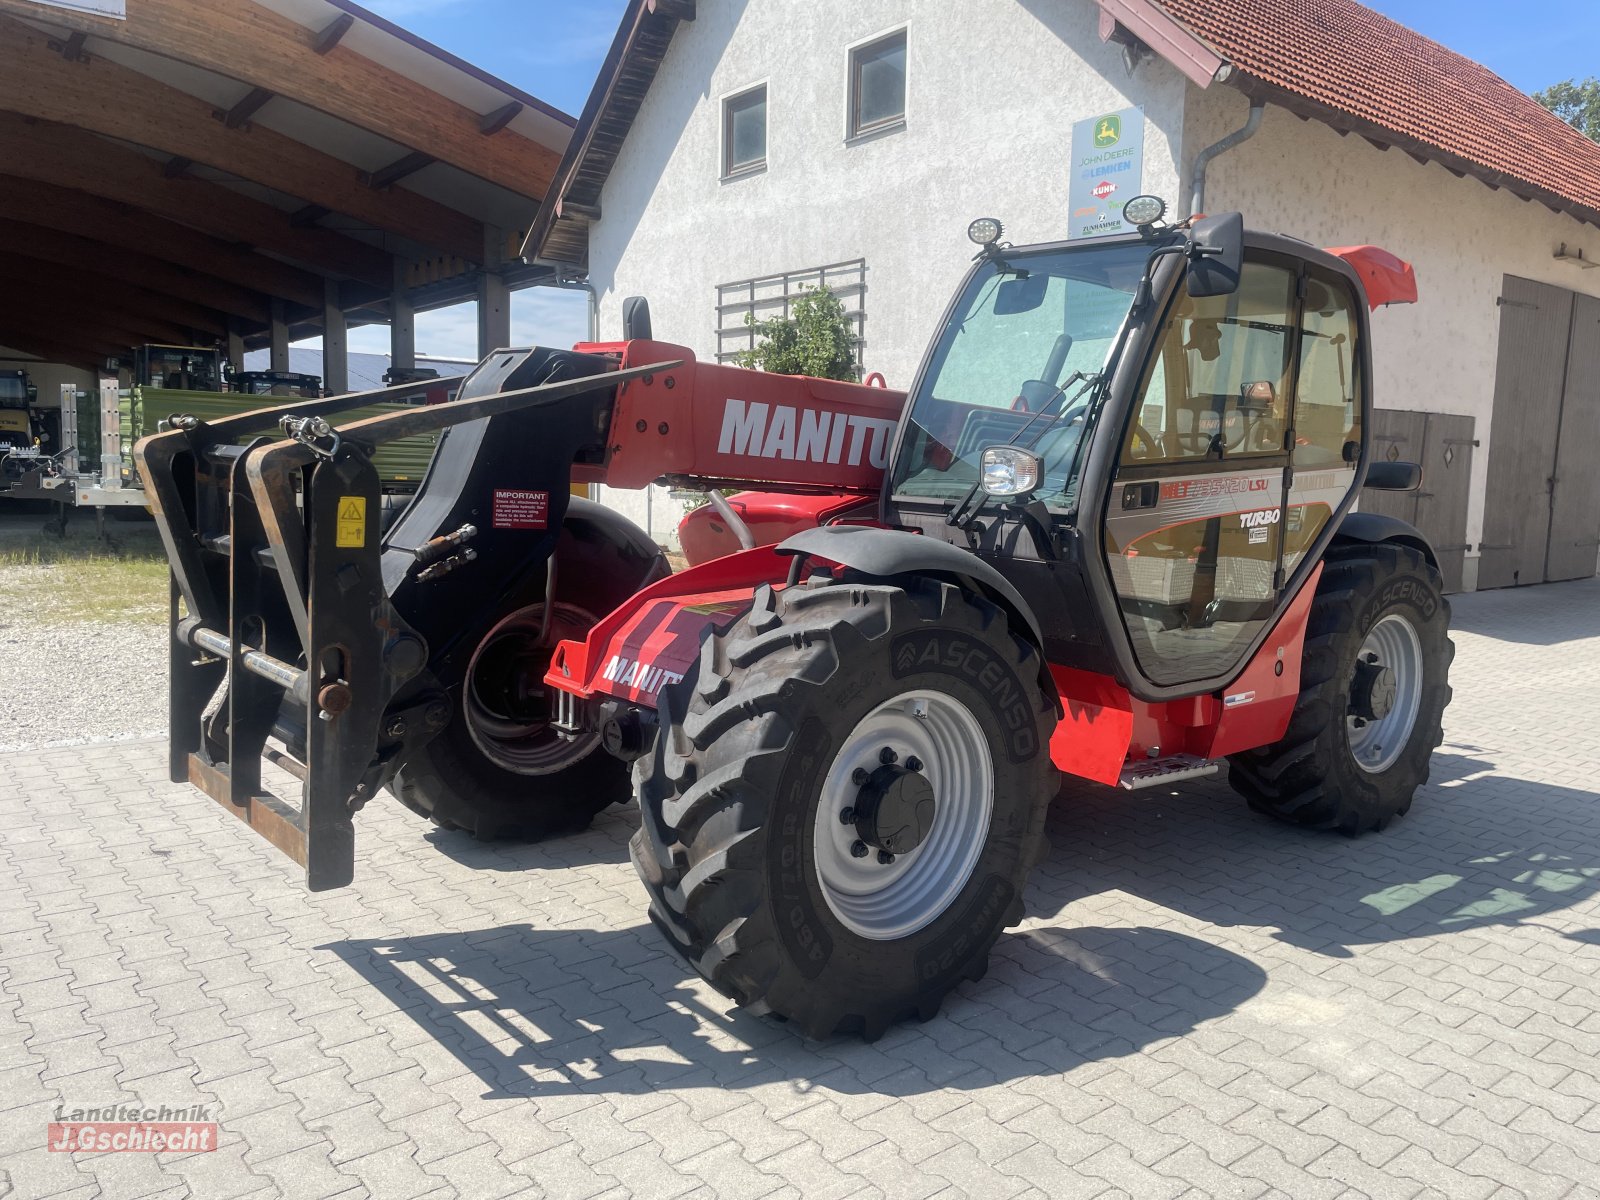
[1228,543,1453,833]
[392,598,630,840]
[632,576,1056,1040]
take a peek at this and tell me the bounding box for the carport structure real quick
[0,0,574,391]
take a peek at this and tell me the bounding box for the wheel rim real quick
[463,601,601,774]
[1347,613,1423,774]
[813,690,994,941]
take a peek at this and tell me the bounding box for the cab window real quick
[1122,263,1296,465]
[1284,271,1364,574]
[1104,260,1297,685]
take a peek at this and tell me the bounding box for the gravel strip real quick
[0,565,168,751]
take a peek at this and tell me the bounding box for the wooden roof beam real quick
[0,252,229,338]
[0,220,270,324]
[1,332,122,367]
[479,101,522,135]
[219,85,274,130]
[365,151,435,190]
[0,0,563,200]
[313,13,355,54]
[0,175,325,310]
[0,16,485,263]
[52,30,87,62]
[0,112,394,288]
[0,301,190,352]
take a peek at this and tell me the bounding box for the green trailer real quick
[120,387,441,491]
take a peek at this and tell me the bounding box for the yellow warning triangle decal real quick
[339,501,363,520]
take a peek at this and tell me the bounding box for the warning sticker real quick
[336,496,366,548]
[492,489,550,529]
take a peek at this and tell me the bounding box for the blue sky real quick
[343,0,1600,360]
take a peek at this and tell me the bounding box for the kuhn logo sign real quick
[718,399,896,469]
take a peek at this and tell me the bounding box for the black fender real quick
[778,525,1053,692]
[1333,511,1438,569]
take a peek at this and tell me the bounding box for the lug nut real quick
[905,755,923,773]
[850,840,869,859]
[879,746,898,765]
[839,807,856,825]
[877,850,896,865]
[852,767,870,786]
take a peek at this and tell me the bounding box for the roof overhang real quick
[522,0,695,268]
[1098,0,1600,232]
[1095,0,1229,88]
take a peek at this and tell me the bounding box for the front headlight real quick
[979,446,1042,497]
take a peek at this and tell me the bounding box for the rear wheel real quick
[632,576,1056,1039]
[391,599,629,839]
[1228,543,1452,833]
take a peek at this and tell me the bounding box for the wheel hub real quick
[853,761,936,855]
[813,690,994,941]
[1350,654,1397,722]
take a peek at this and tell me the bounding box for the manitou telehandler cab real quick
[137,197,1451,1039]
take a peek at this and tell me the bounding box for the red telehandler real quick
[137,199,1451,1039]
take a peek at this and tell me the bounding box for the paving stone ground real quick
[3,577,1599,1199]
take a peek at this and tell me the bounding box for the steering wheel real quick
[1127,423,1162,461]
[1171,429,1221,457]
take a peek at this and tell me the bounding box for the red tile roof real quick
[1150,0,1600,223]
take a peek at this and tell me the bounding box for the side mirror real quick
[1364,461,1423,491]
[1187,212,1243,298]
[622,295,653,341]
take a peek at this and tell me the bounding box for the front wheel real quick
[632,576,1056,1040]
[1228,543,1453,833]
[390,599,629,839]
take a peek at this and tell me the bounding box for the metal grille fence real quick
[715,259,867,367]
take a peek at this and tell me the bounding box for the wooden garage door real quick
[1478,276,1600,588]
[1548,293,1600,580]
[1362,409,1475,593]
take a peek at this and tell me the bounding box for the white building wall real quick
[1189,90,1600,585]
[588,0,1191,544]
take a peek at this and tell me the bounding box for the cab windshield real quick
[891,241,1157,510]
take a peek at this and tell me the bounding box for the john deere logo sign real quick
[1069,106,1146,239]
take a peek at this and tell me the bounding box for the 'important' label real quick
[492,489,549,529]
[336,496,367,548]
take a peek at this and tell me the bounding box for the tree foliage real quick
[1535,77,1600,142]
[734,285,859,381]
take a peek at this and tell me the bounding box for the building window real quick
[722,85,767,178]
[716,259,867,369]
[849,30,906,139]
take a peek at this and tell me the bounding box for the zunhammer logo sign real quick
[717,398,897,468]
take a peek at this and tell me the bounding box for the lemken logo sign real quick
[718,398,897,468]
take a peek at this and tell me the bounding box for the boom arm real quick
[576,339,905,493]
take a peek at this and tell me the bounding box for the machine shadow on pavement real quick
[320,917,1266,1101]
[1042,748,1600,956]
[327,737,1600,1100]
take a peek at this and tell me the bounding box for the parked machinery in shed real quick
[136,199,1451,1039]
[0,367,44,483]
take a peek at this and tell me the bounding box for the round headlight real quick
[967,217,1004,246]
[1123,195,1167,227]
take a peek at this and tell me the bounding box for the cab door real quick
[1102,256,1300,687]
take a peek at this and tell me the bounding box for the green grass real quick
[0,527,170,625]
